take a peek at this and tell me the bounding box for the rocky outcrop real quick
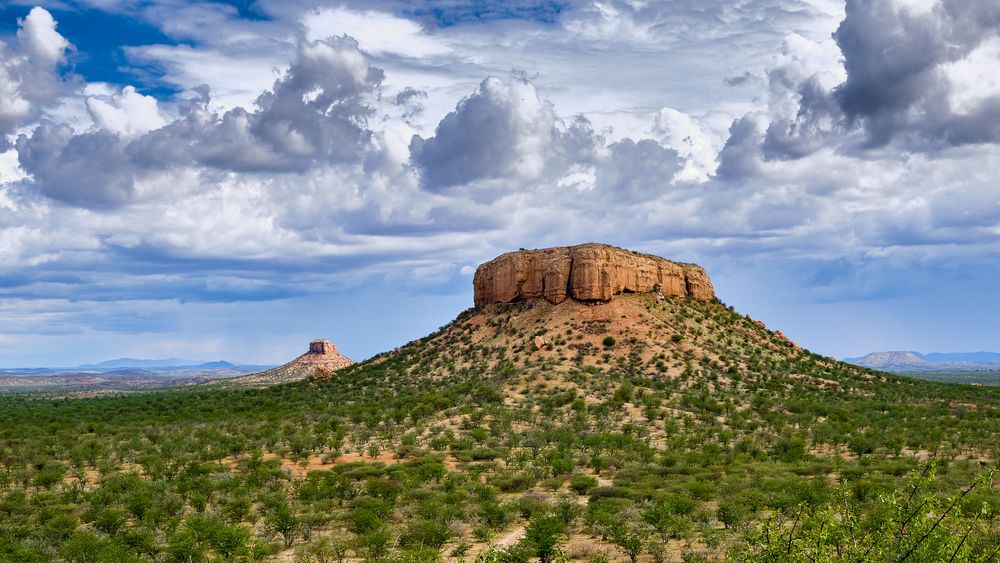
[473,243,715,306]
[308,339,338,356]
[225,339,353,387]
[297,340,354,373]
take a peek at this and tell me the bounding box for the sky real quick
[0,0,998,367]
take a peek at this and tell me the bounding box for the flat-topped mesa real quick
[473,243,715,307]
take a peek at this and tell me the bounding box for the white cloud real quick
[410,75,561,190]
[943,36,1000,115]
[303,7,451,57]
[0,65,31,137]
[125,44,286,111]
[16,7,70,63]
[0,7,73,143]
[653,108,721,182]
[0,150,25,185]
[563,1,653,44]
[86,86,167,138]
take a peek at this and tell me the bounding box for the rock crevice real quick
[473,243,715,306]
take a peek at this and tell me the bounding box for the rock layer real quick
[473,243,715,306]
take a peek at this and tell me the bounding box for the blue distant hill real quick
[77,358,198,369]
[845,351,1000,372]
[1,359,270,374]
[921,352,1000,363]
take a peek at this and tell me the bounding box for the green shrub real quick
[570,473,598,495]
[523,514,565,563]
[399,519,452,549]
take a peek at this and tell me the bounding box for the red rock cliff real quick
[473,243,715,306]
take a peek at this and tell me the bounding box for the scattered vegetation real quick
[0,294,996,561]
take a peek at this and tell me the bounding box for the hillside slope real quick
[364,292,989,458]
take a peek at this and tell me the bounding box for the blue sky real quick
[0,0,998,366]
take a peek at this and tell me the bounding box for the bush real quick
[603,336,616,347]
[348,506,384,535]
[523,514,565,563]
[570,473,598,495]
[478,500,510,529]
[553,495,582,528]
[608,507,653,563]
[357,528,392,560]
[399,519,451,549]
[515,494,550,519]
[493,472,536,492]
[733,468,996,561]
[716,496,752,530]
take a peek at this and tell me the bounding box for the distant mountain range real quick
[0,358,272,374]
[844,351,1000,372]
[76,357,199,369]
[0,358,277,394]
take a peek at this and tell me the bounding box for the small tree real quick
[265,503,300,548]
[609,506,653,563]
[60,531,108,563]
[524,514,565,563]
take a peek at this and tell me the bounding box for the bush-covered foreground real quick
[0,295,997,561]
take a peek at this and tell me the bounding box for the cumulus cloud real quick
[0,7,72,146]
[410,76,560,191]
[652,108,720,182]
[716,115,765,180]
[15,34,385,208]
[86,86,167,139]
[15,124,137,208]
[248,36,382,166]
[833,0,1000,143]
[409,74,694,211]
[760,33,848,159]
[16,7,70,63]
[760,0,1000,155]
[594,138,682,202]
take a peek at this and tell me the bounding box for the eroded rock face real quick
[309,339,337,355]
[473,243,715,306]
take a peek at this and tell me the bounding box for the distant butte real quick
[473,243,715,306]
[225,339,353,386]
[298,339,354,373]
